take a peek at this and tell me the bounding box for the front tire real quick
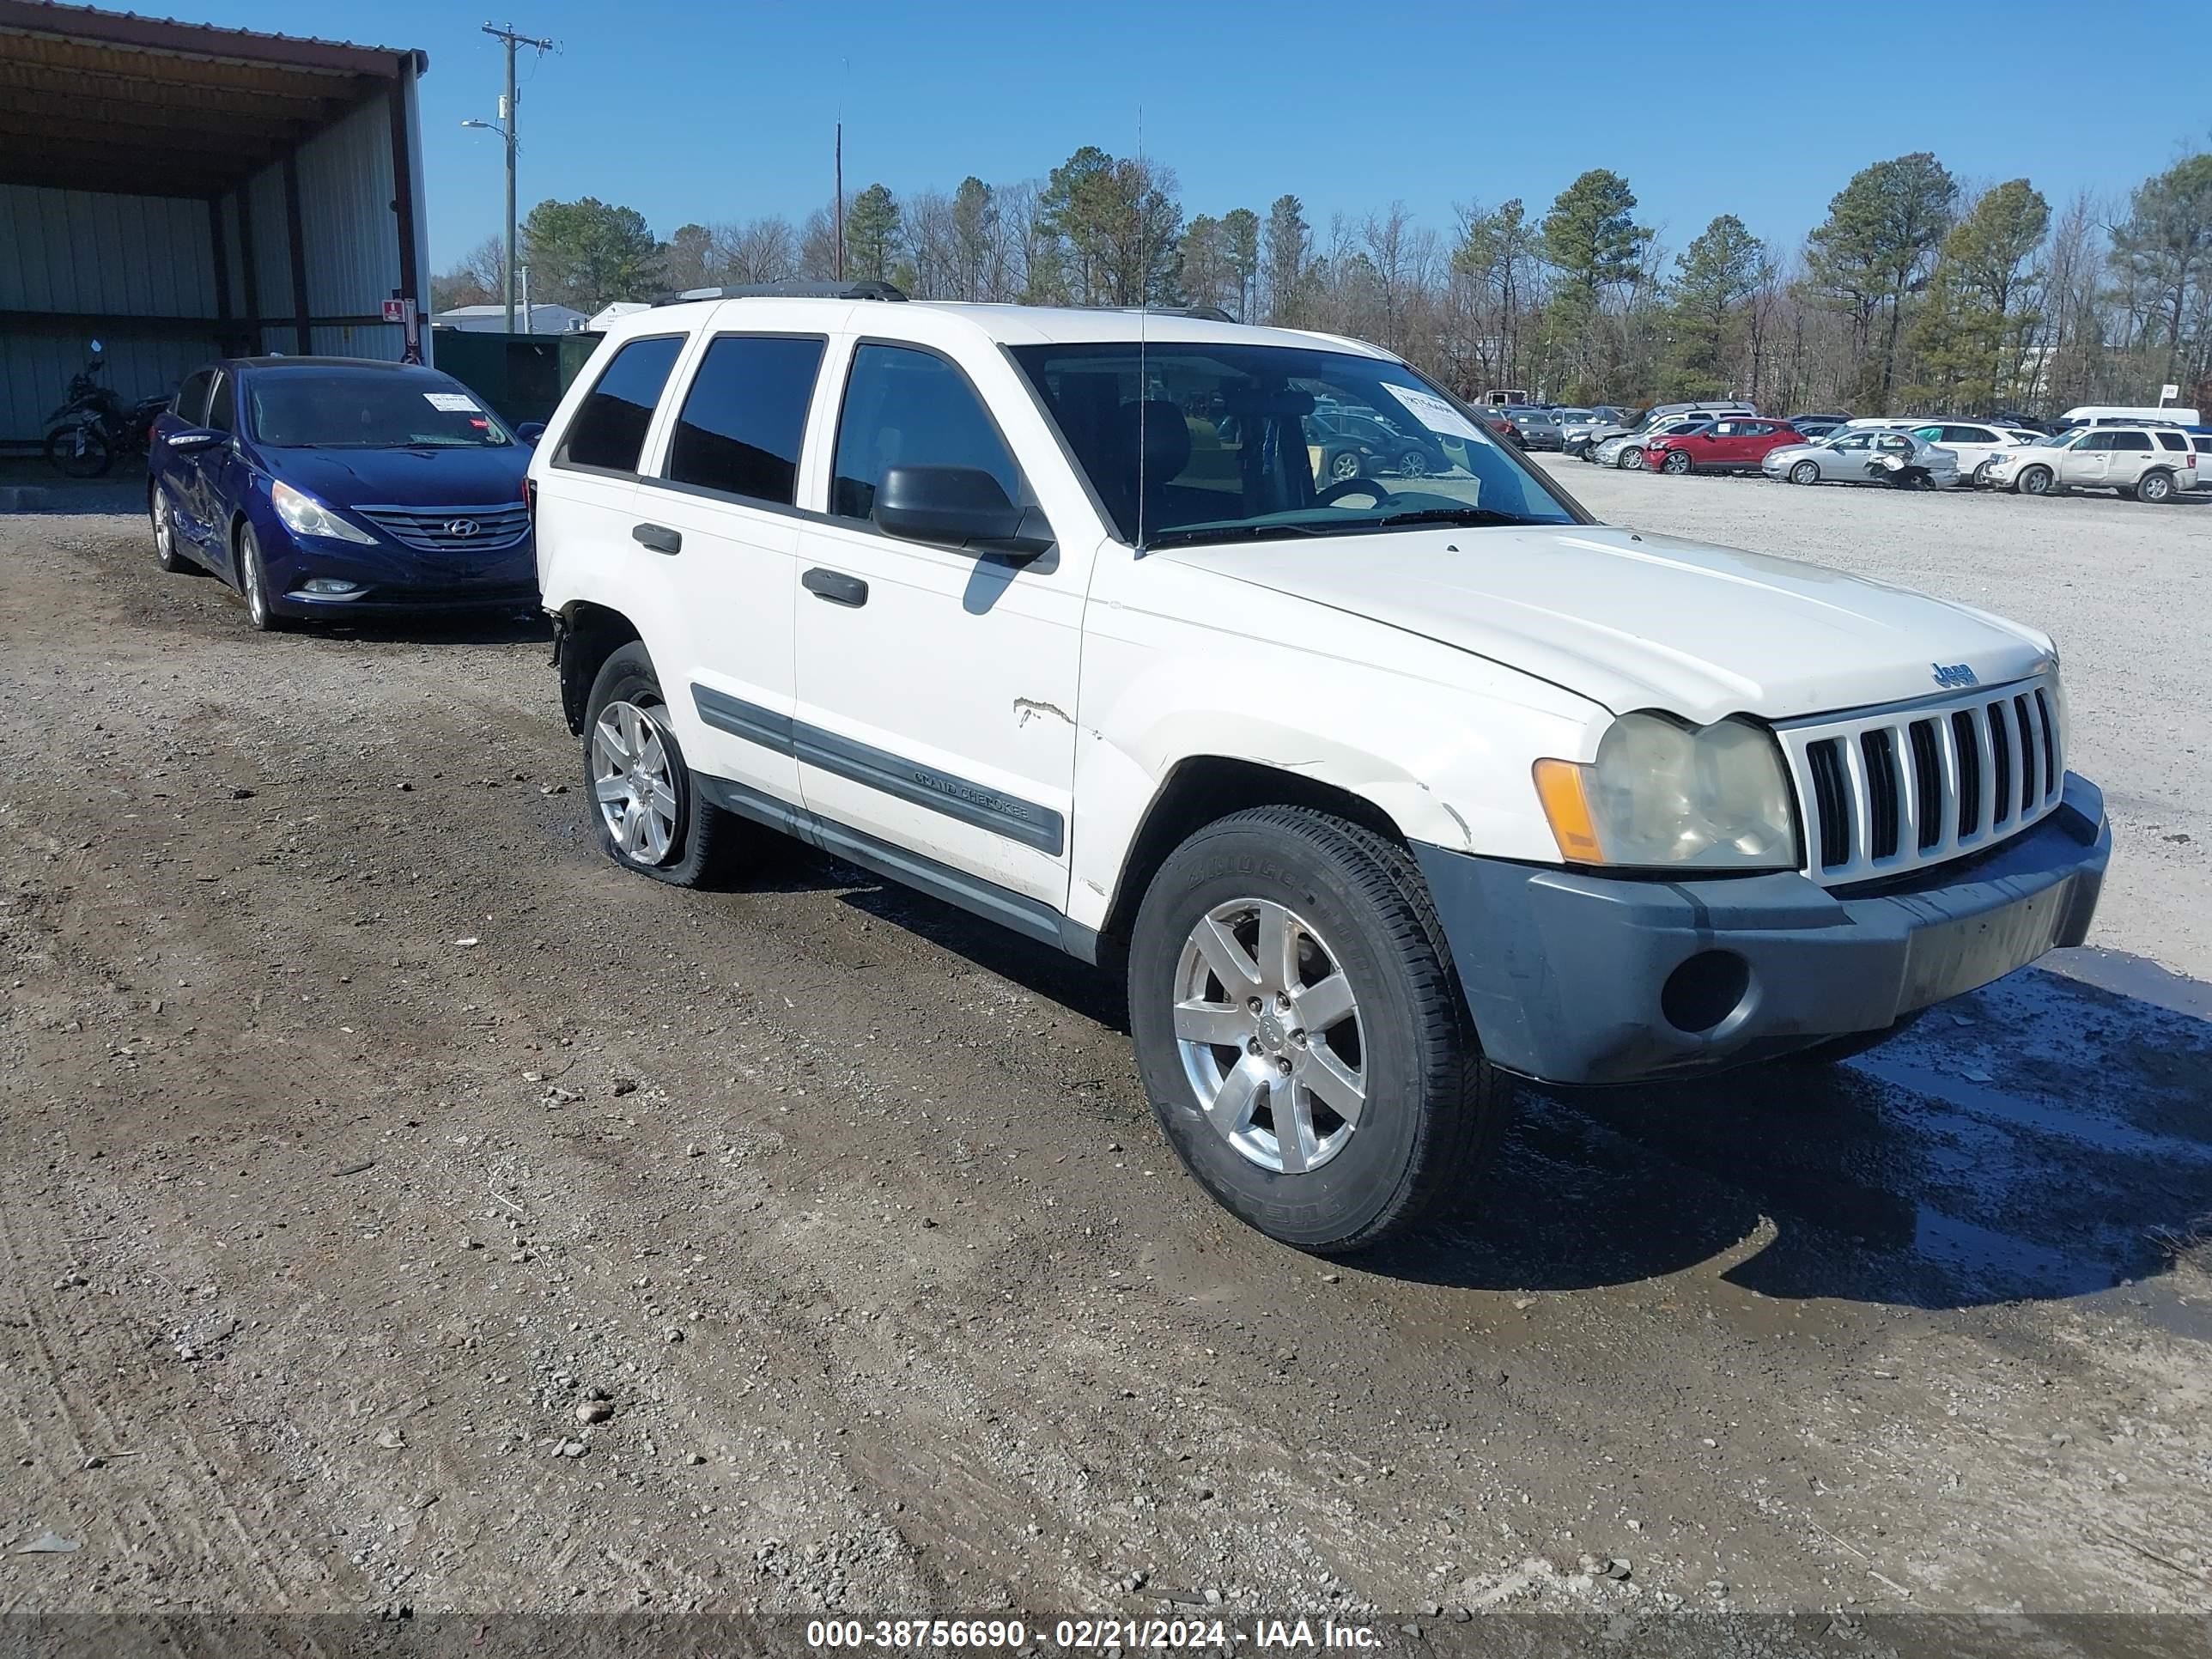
[1661,449,1692,475]
[581,641,736,889]
[1618,447,1645,471]
[234,522,285,631]
[1127,807,1512,1255]
[2018,465,2054,496]
[1790,460,1820,486]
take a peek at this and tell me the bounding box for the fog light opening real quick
[301,579,362,596]
[1661,950,1751,1035]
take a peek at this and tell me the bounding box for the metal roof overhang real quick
[0,0,427,198]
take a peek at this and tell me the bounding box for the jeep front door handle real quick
[632,523,682,555]
[802,567,868,607]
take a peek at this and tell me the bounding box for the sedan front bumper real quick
[1412,775,2109,1085]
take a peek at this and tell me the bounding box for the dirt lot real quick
[2,471,2208,1645]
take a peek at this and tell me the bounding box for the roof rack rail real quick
[1084,303,1238,324]
[655,279,908,306]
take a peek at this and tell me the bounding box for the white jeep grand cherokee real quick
[530,284,2109,1254]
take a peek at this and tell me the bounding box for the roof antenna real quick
[1136,104,1147,551]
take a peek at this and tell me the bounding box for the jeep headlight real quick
[1534,713,1800,871]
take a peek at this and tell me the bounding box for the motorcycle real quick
[43,342,170,478]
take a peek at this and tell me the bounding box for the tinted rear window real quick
[665,335,825,506]
[558,335,684,472]
[2154,431,2187,452]
[2110,431,2154,452]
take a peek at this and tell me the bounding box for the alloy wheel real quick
[1171,897,1366,1176]
[240,532,270,628]
[1791,461,1819,486]
[590,701,680,865]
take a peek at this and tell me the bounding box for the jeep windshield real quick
[1007,341,1582,550]
[246,369,515,449]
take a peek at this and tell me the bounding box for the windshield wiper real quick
[1364,507,1548,531]
[1141,520,1334,550]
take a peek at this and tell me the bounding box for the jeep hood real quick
[1156,525,2053,724]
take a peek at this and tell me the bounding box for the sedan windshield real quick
[1008,341,1580,548]
[247,370,514,448]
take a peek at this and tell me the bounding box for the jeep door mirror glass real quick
[515,421,547,447]
[875,465,1053,560]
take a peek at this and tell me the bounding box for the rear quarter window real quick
[2154,431,2187,452]
[556,334,686,474]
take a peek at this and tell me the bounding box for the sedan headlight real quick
[1534,713,1800,871]
[271,479,376,545]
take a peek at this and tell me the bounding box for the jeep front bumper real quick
[1413,774,2109,1085]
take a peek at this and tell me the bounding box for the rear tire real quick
[151,486,186,574]
[45,424,113,478]
[581,641,738,889]
[2136,471,2174,503]
[1127,806,1513,1255]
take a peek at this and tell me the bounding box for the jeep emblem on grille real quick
[445,519,480,538]
[1930,662,1978,690]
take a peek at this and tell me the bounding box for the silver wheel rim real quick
[2144,475,2168,501]
[1398,451,1428,477]
[1621,448,1643,470]
[591,700,679,865]
[1665,452,1690,472]
[1172,897,1365,1176]
[1330,453,1362,483]
[241,534,269,626]
[153,495,172,559]
[2024,469,2049,495]
[1793,462,1817,485]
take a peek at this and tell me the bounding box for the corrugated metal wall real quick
[2,64,427,445]
[0,185,217,443]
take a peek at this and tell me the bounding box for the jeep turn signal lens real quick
[1533,759,1604,863]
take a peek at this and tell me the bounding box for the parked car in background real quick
[1788,420,1844,441]
[1906,421,2037,486]
[1577,400,1754,459]
[1589,417,1714,470]
[1314,409,1452,477]
[1763,428,1960,489]
[1644,416,1804,475]
[148,356,538,630]
[1983,425,2197,501]
[1559,405,1628,456]
[1503,406,1565,450]
[2183,427,2212,489]
[2053,403,2200,431]
[1785,410,1851,428]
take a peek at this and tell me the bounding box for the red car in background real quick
[1644,416,1802,475]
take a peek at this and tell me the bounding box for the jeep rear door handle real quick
[802,567,868,607]
[632,523,682,555]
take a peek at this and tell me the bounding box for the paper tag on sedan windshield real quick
[423,392,480,413]
[1381,384,1483,441]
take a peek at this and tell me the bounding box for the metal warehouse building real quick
[0,0,430,447]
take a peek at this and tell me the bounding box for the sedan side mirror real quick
[164,427,225,452]
[515,421,547,447]
[876,465,1054,561]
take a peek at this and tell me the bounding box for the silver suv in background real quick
[1575,400,1754,461]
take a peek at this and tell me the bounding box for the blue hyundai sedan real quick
[149,356,541,629]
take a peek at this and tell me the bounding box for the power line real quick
[481,21,556,331]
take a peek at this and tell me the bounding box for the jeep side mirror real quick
[515,421,547,447]
[875,465,1053,561]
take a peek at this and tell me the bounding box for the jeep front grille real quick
[1778,672,2064,884]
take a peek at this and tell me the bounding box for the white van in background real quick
[2056,404,2200,428]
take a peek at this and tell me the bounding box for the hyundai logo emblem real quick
[1930,662,1978,690]
[445,519,480,538]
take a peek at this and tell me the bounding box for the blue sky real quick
[198,1,2208,272]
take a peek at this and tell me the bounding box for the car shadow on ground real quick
[757,847,2212,1316]
[298,610,550,647]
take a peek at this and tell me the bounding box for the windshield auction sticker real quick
[423,392,482,412]
[1380,384,1484,441]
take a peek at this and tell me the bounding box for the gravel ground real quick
[1,479,2207,1649]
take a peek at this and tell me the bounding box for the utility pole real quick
[479,22,554,331]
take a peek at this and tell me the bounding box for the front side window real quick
[557,335,684,472]
[206,373,235,434]
[1011,340,1578,548]
[831,344,1021,524]
[173,370,213,426]
[247,370,514,449]
[665,335,825,506]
